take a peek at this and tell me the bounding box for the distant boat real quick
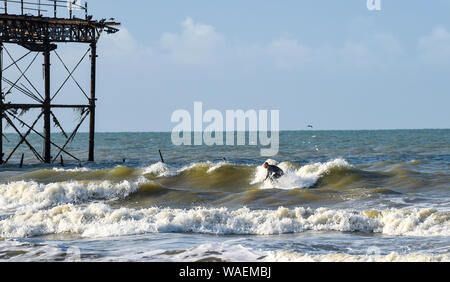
[307,125,313,128]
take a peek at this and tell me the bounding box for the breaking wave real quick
[263,250,450,262]
[140,158,355,190]
[1,158,448,241]
[2,239,448,262]
[137,242,450,262]
[251,158,353,189]
[4,158,370,195]
[1,204,448,238]
[0,180,139,212]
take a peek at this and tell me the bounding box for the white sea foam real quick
[206,161,229,173]
[140,242,450,262]
[1,204,448,238]
[142,161,227,177]
[0,180,139,213]
[144,161,234,176]
[1,238,447,262]
[264,250,450,262]
[252,158,352,189]
[52,167,91,172]
[142,162,176,177]
[0,239,69,262]
[178,161,219,173]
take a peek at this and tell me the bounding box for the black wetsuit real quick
[265,164,284,181]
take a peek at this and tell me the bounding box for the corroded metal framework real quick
[0,14,118,44]
[0,1,120,164]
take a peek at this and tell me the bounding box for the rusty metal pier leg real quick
[43,41,51,163]
[0,43,3,164]
[88,42,96,162]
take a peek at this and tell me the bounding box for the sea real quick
[0,130,449,262]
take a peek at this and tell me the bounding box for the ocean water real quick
[0,130,449,262]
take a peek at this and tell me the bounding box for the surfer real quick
[263,162,284,181]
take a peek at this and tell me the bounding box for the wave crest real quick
[0,180,139,212]
[1,205,448,238]
[142,242,450,262]
[252,158,353,189]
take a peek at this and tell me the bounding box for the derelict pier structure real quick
[0,0,120,164]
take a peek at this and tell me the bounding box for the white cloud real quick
[370,33,404,56]
[418,27,450,63]
[159,18,225,65]
[99,27,154,70]
[81,18,450,132]
[266,36,313,69]
[101,28,140,56]
[341,41,373,69]
[99,18,407,74]
[340,33,404,69]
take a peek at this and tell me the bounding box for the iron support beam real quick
[0,42,3,164]
[0,15,120,44]
[2,104,90,109]
[7,110,81,163]
[88,42,96,162]
[0,12,119,165]
[43,40,51,163]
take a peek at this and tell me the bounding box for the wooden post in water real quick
[19,153,24,168]
[158,150,165,163]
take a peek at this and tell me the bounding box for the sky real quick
[3,0,450,132]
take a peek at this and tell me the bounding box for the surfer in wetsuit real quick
[263,162,284,181]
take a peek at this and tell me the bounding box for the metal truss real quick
[0,1,120,164]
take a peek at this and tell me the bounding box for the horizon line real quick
[4,128,448,134]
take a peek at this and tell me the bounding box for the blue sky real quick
[5,0,450,132]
